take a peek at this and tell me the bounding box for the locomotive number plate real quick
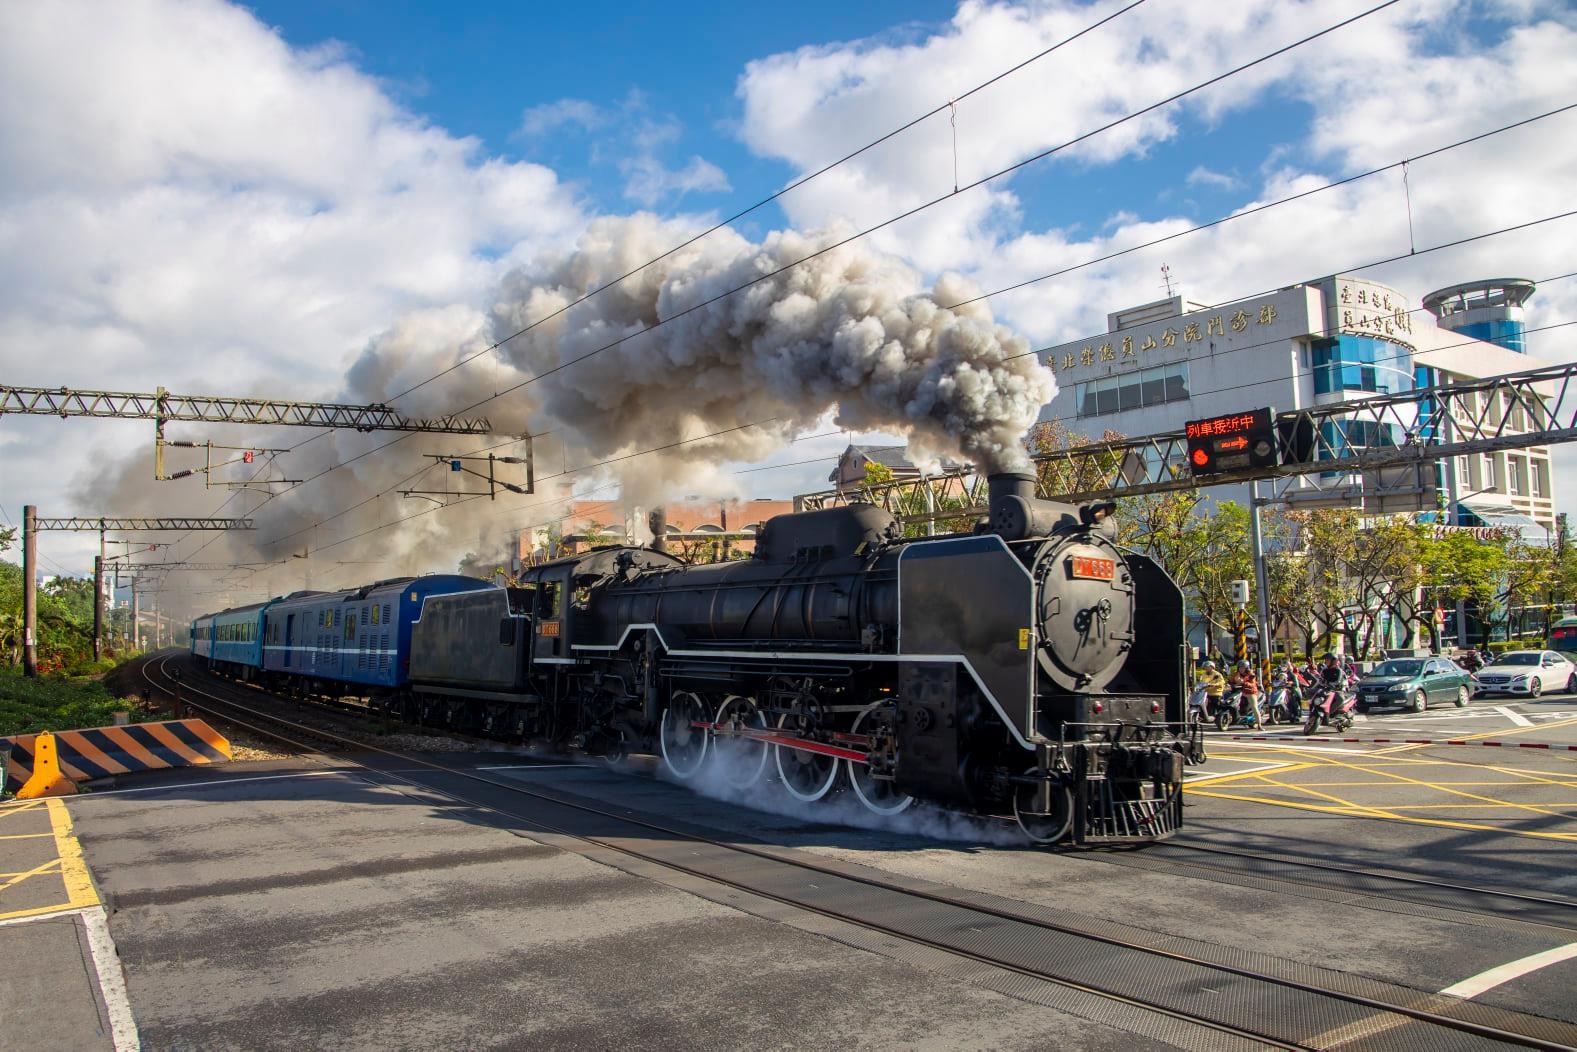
[539,620,560,638]
[1070,556,1115,581]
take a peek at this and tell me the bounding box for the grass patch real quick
[0,667,143,737]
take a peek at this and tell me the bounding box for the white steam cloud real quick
[479,214,1057,497]
[671,737,1027,847]
[99,216,1056,614]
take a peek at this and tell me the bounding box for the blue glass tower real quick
[1422,279,1535,353]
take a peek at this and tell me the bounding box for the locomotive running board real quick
[691,721,870,764]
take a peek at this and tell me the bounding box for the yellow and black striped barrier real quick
[3,720,231,786]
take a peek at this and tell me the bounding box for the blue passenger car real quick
[261,575,493,694]
[191,614,214,661]
[207,601,273,679]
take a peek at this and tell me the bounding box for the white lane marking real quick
[0,904,93,929]
[1440,942,1577,1000]
[1184,761,1293,784]
[1495,705,1534,728]
[1217,740,1376,754]
[82,905,140,1052]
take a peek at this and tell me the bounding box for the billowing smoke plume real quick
[485,215,1055,500]
[84,215,1054,614]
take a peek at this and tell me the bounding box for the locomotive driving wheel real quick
[712,694,769,790]
[773,703,841,803]
[659,690,710,780]
[845,700,913,815]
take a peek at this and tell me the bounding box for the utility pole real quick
[131,577,140,652]
[22,505,37,676]
[1249,480,1271,662]
[92,554,104,661]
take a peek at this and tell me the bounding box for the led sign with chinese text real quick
[1185,407,1277,476]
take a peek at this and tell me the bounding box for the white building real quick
[1038,274,1552,533]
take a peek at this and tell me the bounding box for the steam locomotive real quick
[193,472,1194,845]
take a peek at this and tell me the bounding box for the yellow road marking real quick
[1244,773,1395,816]
[47,798,99,909]
[1186,787,1577,842]
[1182,761,1314,787]
[1299,752,1574,821]
[0,857,63,894]
[0,800,47,818]
[1375,803,1577,810]
[1455,715,1577,740]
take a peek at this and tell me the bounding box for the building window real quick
[1311,335,1412,395]
[1456,456,1470,487]
[1481,453,1496,489]
[1508,456,1523,496]
[1075,362,1190,418]
[1533,461,1547,498]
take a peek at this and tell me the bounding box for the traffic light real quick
[1185,408,1277,477]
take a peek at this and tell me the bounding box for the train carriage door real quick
[534,569,569,662]
[285,613,295,667]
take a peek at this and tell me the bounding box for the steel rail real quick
[139,654,1577,1051]
[1154,841,1577,916]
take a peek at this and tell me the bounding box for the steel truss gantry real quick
[18,508,255,676]
[1,385,492,434]
[797,359,1577,521]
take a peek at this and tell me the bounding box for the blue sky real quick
[2,0,1575,590]
[251,1,956,227]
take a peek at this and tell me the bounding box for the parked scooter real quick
[1304,683,1357,735]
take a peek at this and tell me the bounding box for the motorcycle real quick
[1214,687,1262,731]
[1264,672,1302,725]
[1304,684,1358,735]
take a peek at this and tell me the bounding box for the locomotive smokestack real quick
[987,470,1076,541]
[648,507,667,554]
[988,471,1036,508]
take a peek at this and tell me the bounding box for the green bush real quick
[0,668,142,737]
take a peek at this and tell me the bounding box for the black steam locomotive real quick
[393,472,1194,845]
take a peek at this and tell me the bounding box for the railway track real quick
[139,654,1577,1051]
[1085,841,1577,939]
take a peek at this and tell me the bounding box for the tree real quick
[1116,492,1253,652]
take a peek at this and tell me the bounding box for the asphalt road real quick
[12,683,1575,1050]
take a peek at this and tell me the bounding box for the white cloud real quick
[622,153,731,207]
[731,0,1577,511]
[519,98,606,137]
[0,0,588,581]
[1186,166,1239,190]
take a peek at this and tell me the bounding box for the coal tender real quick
[404,472,1194,845]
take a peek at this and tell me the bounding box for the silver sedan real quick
[1473,650,1577,698]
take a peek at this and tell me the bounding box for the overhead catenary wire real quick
[437,0,1405,424]
[235,202,1577,567]
[155,4,1566,575]
[211,0,1402,533]
[379,0,1152,406]
[175,0,1154,518]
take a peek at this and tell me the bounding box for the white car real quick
[1473,650,1577,698]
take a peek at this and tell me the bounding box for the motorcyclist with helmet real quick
[1228,659,1261,725]
[1195,659,1227,722]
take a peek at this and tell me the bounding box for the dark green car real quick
[1356,657,1474,713]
